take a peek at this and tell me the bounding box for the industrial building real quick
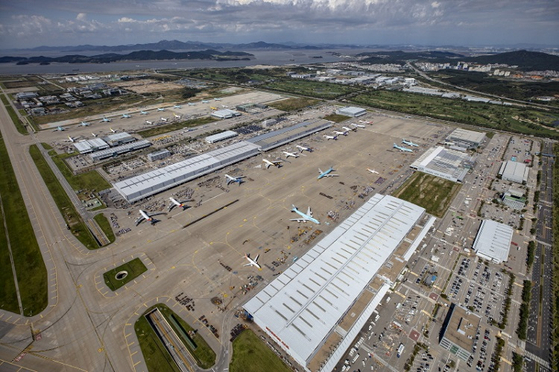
[335,106,366,117]
[205,130,238,144]
[147,149,171,162]
[439,303,481,361]
[247,119,331,152]
[103,132,136,147]
[211,109,240,120]
[410,146,475,182]
[244,194,436,372]
[73,138,110,154]
[446,128,485,149]
[472,220,513,263]
[501,188,526,210]
[498,161,529,184]
[90,140,151,162]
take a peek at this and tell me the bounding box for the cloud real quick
[76,13,87,21]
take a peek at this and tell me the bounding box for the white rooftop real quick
[472,220,513,263]
[448,128,485,145]
[244,194,425,366]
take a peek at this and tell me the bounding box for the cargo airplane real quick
[135,210,166,226]
[174,113,182,119]
[110,128,117,133]
[283,151,299,159]
[296,145,313,153]
[168,197,191,211]
[351,123,366,128]
[343,126,356,132]
[333,129,349,136]
[367,168,379,174]
[145,120,153,125]
[160,117,168,122]
[263,159,282,169]
[225,174,245,185]
[318,166,338,180]
[244,253,261,269]
[291,205,320,225]
[402,139,419,147]
[393,143,413,152]
[324,134,338,140]
[67,136,76,143]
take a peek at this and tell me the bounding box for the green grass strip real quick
[230,329,291,372]
[93,213,115,244]
[103,258,146,291]
[29,145,100,250]
[51,154,111,193]
[0,136,47,315]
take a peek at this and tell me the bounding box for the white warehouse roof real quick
[205,130,238,143]
[244,194,426,368]
[336,106,366,117]
[498,161,529,184]
[448,128,485,146]
[472,220,513,263]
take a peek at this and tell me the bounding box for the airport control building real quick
[244,194,437,372]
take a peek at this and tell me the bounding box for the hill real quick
[462,50,559,71]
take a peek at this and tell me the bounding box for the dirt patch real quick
[109,79,183,94]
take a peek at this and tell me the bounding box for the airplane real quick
[283,151,299,159]
[174,113,182,119]
[318,166,338,180]
[214,98,222,101]
[187,102,196,106]
[351,123,366,128]
[110,128,117,133]
[393,143,413,152]
[168,197,191,212]
[100,116,111,122]
[78,121,90,127]
[202,100,210,103]
[263,159,282,169]
[296,145,313,153]
[160,117,168,122]
[343,126,356,132]
[53,126,65,132]
[290,205,320,225]
[67,135,76,143]
[402,139,419,147]
[121,113,132,119]
[244,253,261,269]
[367,168,379,174]
[324,134,338,140]
[140,110,148,115]
[210,106,217,110]
[173,104,181,109]
[225,174,245,186]
[135,210,166,226]
[333,129,349,136]
[145,120,153,125]
[92,132,97,137]
[157,107,165,112]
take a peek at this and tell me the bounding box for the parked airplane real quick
[135,210,166,226]
[202,100,210,103]
[168,197,190,211]
[214,98,222,101]
[333,129,349,136]
[140,110,148,115]
[174,113,182,119]
[122,113,132,119]
[110,128,117,133]
[342,126,356,133]
[160,117,168,122]
[296,145,313,153]
[78,121,90,127]
[351,123,366,128]
[145,120,153,125]
[100,116,111,122]
[291,205,320,225]
[402,139,419,147]
[225,174,245,186]
[244,253,261,269]
[318,166,338,180]
[67,136,76,143]
[173,104,182,109]
[324,134,338,140]
[263,159,282,169]
[92,132,97,137]
[157,107,165,111]
[53,126,65,132]
[367,168,379,174]
[283,151,299,159]
[188,102,196,106]
[393,143,413,152]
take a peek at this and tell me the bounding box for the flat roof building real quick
[335,106,366,117]
[244,194,436,372]
[90,140,151,162]
[73,138,110,154]
[247,120,332,151]
[205,130,238,144]
[410,146,475,182]
[472,220,513,263]
[447,128,485,149]
[147,149,171,162]
[211,109,240,119]
[439,303,481,361]
[104,132,136,147]
[498,161,529,184]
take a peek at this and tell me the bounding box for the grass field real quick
[51,155,111,198]
[229,329,291,372]
[135,303,216,371]
[265,79,358,99]
[137,116,217,138]
[93,213,115,244]
[0,136,47,316]
[394,172,461,217]
[268,97,320,112]
[29,145,100,250]
[2,95,28,135]
[323,113,351,123]
[103,258,147,291]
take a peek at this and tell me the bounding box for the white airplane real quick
[135,210,166,226]
[225,174,245,185]
[100,116,111,123]
[121,113,131,119]
[92,132,97,137]
[173,104,181,109]
[140,110,148,115]
[145,120,153,125]
[53,126,65,132]
[168,197,190,212]
[188,102,196,106]
[342,126,356,132]
[324,134,338,140]
[202,100,210,103]
[78,121,90,127]
[393,143,413,153]
[291,205,320,225]
[402,139,419,147]
[296,145,313,153]
[318,166,338,180]
[174,113,181,119]
[67,135,76,143]
[283,151,299,159]
[244,253,261,269]
[367,168,379,174]
[351,123,366,128]
[157,107,165,112]
[160,117,168,122]
[333,129,349,136]
[214,98,222,101]
[110,128,117,133]
[263,159,282,169]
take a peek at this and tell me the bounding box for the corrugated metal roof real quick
[205,130,238,143]
[244,194,425,365]
[472,220,513,263]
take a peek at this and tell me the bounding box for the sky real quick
[0,0,558,49]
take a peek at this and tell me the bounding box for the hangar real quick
[206,130,238,144]
[498,161,529,184]
[74,138,109,154]
[410,146,475,182]
[446,128,485,149]
[211,109,240,119]
[472,220,513,263]
[90,140,152,162]
[247,119,331,151]
[335,106,366,117]
[244,194,436,372]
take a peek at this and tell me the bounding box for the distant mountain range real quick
[0,49,254,65]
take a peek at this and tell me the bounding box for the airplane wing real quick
[135,217,145,226]
[307,207,312,216]
[318,168,323,174]
[254,254,259,261]
[290,218,306,222]
[243,263,251,267]
[168,204,176,212]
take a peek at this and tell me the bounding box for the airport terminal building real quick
[244,194,436,372]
